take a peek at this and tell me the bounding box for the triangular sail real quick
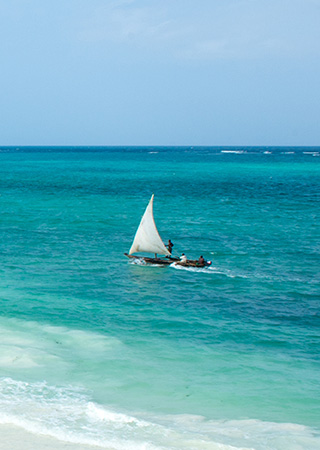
[129,195,171,256]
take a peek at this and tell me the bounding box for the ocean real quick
[0,146,319,450]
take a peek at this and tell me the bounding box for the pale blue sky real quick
[0,0,319,146]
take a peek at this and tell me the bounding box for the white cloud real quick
[78,2,175,45]
[76,0,320,61]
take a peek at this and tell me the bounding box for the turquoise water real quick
[0,147,319,449]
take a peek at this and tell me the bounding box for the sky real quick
[0,0,320,146]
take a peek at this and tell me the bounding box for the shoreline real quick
[0,424,106,450]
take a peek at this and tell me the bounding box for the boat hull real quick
[124,253,179,265]
[125,254,211,267]
[173,260,212,268]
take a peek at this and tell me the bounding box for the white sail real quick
[129,195,171,256]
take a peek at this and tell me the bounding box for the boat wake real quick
[170,263,248,278]
[129,259,165,267]
[129,259,248,278]
[129,258,147,265]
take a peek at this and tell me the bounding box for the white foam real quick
[0,378,158,450]
[170,263,248,278]
[129,258,147,265]
[86,403,150,427]
[130,259,247,278]
[170,262,213,274]
[221,150,246,154]
[0,377,243,450]
[129,259,165,267]
[150,414,320,450]
[1,377,320,450]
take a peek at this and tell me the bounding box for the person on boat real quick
[180,253,187,263]
[198,255,205,265]
[167,240,174,254]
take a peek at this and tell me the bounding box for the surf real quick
[1,376,320,450]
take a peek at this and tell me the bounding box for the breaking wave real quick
[0,377,319,450]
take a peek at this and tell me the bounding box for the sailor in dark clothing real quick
[198,255,205,265]
[167,239,174,254]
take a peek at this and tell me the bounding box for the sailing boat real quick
[125,195,212,267]
[124,194,179,265]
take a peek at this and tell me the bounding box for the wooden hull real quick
[124,253,179,265]
[125,254,211,268]
[173,260,212,268]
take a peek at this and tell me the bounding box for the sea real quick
[0,146,319,450]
